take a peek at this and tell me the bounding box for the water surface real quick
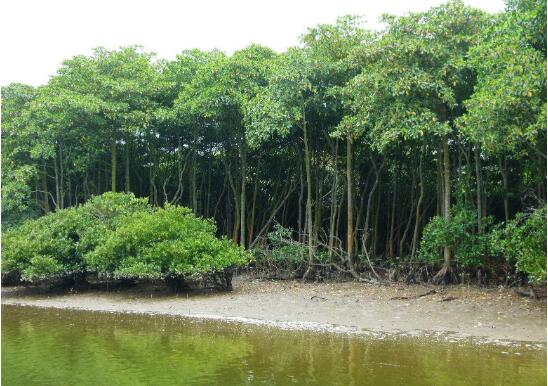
[2,305,546,385]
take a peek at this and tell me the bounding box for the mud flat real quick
[2,276,546,345]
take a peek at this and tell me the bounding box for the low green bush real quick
[418,206,491,267]
[2,192,150,283]
[86,205,250,288]
[2,193,249,289]
[251,224,308,276]
[418,204,546,282]
[267,224,307,266]
[490,206,546,282]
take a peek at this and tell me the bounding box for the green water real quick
[2,305,546,386]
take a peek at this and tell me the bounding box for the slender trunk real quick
[58,144,64,209]
[346,137,353,259]
[437,145,444,217]
[388,173,397,257]
[399,169,415,256]
[363,160,382,254]
[474,145,483,232]
[313,173,323,246]
[372,183,381,256]
[249,181,296,248]
[335,178,345,252]
[125,142,130,193]
[298,164,304,243]
[500,156,510,221]
[42,162,50,213]
[67,176,72,207]
[302,110,315,280]
[226,161,240,243]
[239,141,247,248]
[442,136,452,266]
[111,142,117,192]
[411,144,425,258]
[191,147,197,212]
[205,157,212,217]
[248,178,258,246]
[328,140,339,257]
[54,151,61,210]
[353,172,369,242]
[83,169,89,202]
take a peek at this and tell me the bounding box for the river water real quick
[2,305,546,385]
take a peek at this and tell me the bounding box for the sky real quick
[1,0,506,86]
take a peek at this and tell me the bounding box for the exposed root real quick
[432,265,457,285]
[440,296,458,302]
[390,289,437,301]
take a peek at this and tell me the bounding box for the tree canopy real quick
[2,0,546,283]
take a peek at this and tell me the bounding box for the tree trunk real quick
[111,142,117,192]
[388,172,397,257]
[362,160,382,254]
[248,177,258,246]
[328,140,339,258]
[474,145,483,232]
[411,144,425,258]
[54,151,61,210]
[125,142,130,193]
[372,183,381,256]
[42,162,50,213]
[346,137,353,259]
[437,144,444,217]
[302,111,315,281]
[191,147,197,213]
[58,144,65,209]
[500,156,510,221]
[239,141,247,247]
[298,164,304,243]
[434,135,453,284]
[226,160,240,243]
[313,173,323,246]
[399,169,415,256]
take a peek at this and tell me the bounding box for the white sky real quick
[1,0,505,86]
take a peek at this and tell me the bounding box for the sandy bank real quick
[2,276,546,345]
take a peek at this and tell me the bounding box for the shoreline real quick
[2,276,546,346]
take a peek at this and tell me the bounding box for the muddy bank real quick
[2,276,546,344]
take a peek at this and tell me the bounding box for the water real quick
[2,305,546,386]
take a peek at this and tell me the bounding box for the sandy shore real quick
[2,276,546,344]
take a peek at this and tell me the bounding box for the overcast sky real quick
[1,0,505,86]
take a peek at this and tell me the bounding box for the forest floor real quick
[2,275,546,345]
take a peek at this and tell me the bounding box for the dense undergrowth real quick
[2,193,545,291]
[252,205,546,285]
[2,193,250,290]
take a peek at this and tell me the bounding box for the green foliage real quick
[490,206,547,281]
[2,192,149,283]
[1,1,546,285]
[418,207,491,267]
[420,204,547,281]
[86,205,250,281]
[2,193,247,286]
[458,0,546,155]
[267,223,307,265]
[2,207,85,283]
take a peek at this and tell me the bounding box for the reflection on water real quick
[2,305,546,386]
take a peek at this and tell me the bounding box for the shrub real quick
[2,192,248,289]
[418,206,491,267]
[267,224,307,266]
[85,205,250,289]
[251,224,308,276]
[2,192,149,284]
[490,206,546,282]
[2,208,86,283]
